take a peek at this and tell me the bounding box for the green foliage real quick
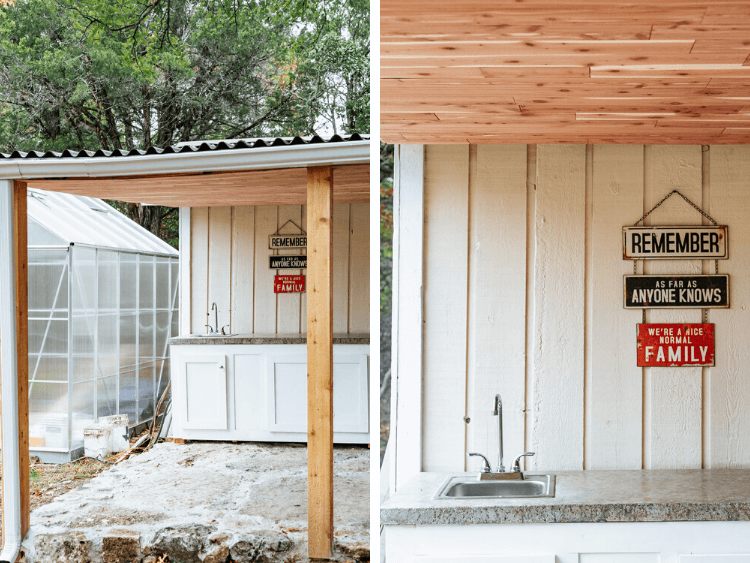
[0,0,369,153]
[380,143,393,315]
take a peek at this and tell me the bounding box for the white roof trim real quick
[0,140,369,180]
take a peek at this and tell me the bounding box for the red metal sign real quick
[274,275,305,294]
[637,323,714,367]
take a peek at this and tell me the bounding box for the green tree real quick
[0,0,369,243]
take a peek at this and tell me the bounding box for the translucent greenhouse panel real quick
[156,257,170,310]
[138,311,155,423]
[28,249,68,314]
[29,382,68,450]
[98,251,119,313]
[29,355,68,382]
[139,255,154,309]
[27,217,67,246]
[120,254,137,311]
[119,367,137,428]
[155,311,170,361]
[97,376,118,419]
[71,381,95,448]
[119,313,137,425]
[72,247,96,385]
[29,319,68,356]
[97,313,119,379]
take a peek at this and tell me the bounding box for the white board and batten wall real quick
[392,144,750,483]
[173,204,370,444]
[179,203,369,336]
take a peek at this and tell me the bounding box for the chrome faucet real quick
[205,302,219,334]
[467,392,536,480]
[493,394,505,473]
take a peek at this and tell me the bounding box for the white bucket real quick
[83,424,111,460]
[43,414,69,449]
[99,414,129,453]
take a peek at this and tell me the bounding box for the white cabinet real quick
[171,343,369,444]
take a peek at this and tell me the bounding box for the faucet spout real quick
[211,303,218,334]
[493,394,505,473]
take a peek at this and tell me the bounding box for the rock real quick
[203,545,230,563]
[142,557,158,563]
[102,529,141,563]
[335,536,370,562]
[148,524,216,563]
[34,532,91,563]
[229,532,294,562]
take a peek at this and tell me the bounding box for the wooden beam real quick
[25,164,368,207]
[306,166,334,560]
[14,180,29,538]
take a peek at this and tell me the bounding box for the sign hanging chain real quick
[633,190,718,227]
[270,219,306,236]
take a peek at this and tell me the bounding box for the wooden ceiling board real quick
[25,165,369,207]
[381,1,750,143]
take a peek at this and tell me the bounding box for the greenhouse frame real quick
[27,188,179,462]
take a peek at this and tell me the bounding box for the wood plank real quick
[588,145,644,469]
[332,203,350,334]
[15,180,29,536]
[533,145,586,471]
[306,165,334,560]
[230,206,255,334]
[253,207,278,334]
[382,22,655,40]
[708,145,750,468]
[591,66,750,79]
[276,205,304,334]
[422,144,469,472]
[207,207,232,334]
[392,145,425,489]
[190,208,209,334]
[26,164,369,207]
[348,202,370,334]
[466,145,527,473]
[178,208,191,336]
[644,145,703,470]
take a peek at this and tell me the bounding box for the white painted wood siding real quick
[188,203,368,336]
[416,144,750,472]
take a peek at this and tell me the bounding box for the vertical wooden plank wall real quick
[645,146,703,469]
[589,145,643,469]
[533,145,586,470]
[709,146,750,467]
[190,203,368,335]
[422,144,469,472]
[419,144,750,472]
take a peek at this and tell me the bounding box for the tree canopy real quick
[0,0,369,152]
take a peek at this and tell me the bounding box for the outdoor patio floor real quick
[19,441,370,563]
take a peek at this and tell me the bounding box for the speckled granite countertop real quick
[381,470,750,525]
[169,333,369,345]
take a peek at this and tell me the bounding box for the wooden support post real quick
[306,166,334,560]
[15,180,29,537]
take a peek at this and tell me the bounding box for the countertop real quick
[381,469,750,525]
[169,333,369,345]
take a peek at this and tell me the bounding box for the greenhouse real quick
[27,188,179,462]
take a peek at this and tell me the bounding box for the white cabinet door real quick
[266,353,369,433]
[178,354,228,430]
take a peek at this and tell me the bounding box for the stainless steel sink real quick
[434,474,555,499]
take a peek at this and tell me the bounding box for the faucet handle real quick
[221,325,230,335]
[511,451,535,472]
[205,324,215,334]
[467,452,492,473]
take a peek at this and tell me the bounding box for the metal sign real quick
[274,275,305,293]
[269,235,307,250]
[624,275,729,309]
[623,226,727,260]
[637,323,715,367]
[269,255,307,269]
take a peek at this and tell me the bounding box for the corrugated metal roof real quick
[27,188,178,256]
[1,134,368,160]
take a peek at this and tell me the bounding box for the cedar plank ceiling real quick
[381,0,750,144]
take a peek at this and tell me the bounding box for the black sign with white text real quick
[269,255,307,269]
[624,275,729,309]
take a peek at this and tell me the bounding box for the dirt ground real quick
[0,456,110,544]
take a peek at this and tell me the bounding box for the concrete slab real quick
[20,441,370,563]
